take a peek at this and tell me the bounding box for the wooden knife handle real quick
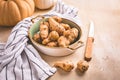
[84,37,94,61]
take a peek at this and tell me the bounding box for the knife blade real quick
[84,21,94,61]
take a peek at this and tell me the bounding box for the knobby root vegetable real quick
[71,28,79,38]
[58,36,70,47]
[42,38,50,45]
[43,21,49,27]
[63,30,71,37]
[61,23,71,30]
[40,22,49,40]
[47,42,58,47]
[33,32,40,42]
[49,17,65,35]
[54,61,74,72]
[52,16,62,23]
[42,31,59,45]
[63,28,78,43]
[48,31,59,41]
[77,60,89,73]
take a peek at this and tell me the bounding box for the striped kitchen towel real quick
[0,0,80,80]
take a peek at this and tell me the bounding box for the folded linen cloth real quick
[0,0,80,80]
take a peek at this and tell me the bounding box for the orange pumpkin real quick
[0,0,35,27]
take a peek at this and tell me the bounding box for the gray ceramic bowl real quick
[28,16,83,56]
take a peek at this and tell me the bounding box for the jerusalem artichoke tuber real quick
[61,23,71,30]
[33,32,41,42]
[63,28,78,43]
[58,36,70,47]
[48,31,59,41]
[42,31,59,45]
[77,60,89,73]
[42,38,50,45]
[40,22,49,40]
[54,61,74,72]
[47,42,58,47]
[49,17,65,35]
[52,16,62,23]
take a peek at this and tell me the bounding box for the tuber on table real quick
[54,61,74,72]
[77,60,89,73]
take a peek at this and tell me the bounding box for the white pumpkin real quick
[34,0,54,9]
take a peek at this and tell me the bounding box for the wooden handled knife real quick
[84,21,94,61]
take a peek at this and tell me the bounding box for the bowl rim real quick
[28,17,82,49]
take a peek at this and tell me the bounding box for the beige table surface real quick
[0,0,120,80]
